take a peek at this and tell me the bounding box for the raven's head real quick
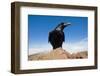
[61,22,71,28]
[56,22,71,31]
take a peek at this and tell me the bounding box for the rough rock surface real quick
[28,48,88,60]
[71,51,88,59]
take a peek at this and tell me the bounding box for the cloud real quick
[63,38,88,53]
[29,44,52,55]
[29,38,88,55]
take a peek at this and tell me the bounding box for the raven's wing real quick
[49,31,65,42]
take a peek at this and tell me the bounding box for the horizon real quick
[28,15,88,55]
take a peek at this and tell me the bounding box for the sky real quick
[28,15,88,55]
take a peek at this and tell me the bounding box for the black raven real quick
[48,22,71,49]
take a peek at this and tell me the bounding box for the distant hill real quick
[28,48,88,60]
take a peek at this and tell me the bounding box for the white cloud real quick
[29,38,88,55]
[63,38,88,53]
[29,44,52,55]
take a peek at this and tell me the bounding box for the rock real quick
[28,48,88,60]
[28,48,71,60]
[40,48,71,60]
[71,51,88,59]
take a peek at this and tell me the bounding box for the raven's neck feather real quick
[55,24,63,31]
[56,27,61,31]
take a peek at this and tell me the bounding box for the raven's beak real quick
[64,22,71,27]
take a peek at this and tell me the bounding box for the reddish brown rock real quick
[28,48,88,60]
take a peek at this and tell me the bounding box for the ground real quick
[28,48,88,60]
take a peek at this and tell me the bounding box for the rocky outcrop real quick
[71,51,88,59]
[28,48,88,60]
